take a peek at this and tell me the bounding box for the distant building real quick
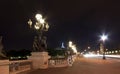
[61,42,65,48]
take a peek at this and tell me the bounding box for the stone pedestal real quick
[0,60,9,74]
[28,52,50,69]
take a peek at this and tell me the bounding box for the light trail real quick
[83,54,120,59]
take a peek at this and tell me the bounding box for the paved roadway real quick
[24,57,120,74]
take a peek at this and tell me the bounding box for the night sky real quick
[0,0,120,51]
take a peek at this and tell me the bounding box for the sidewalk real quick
[20,57,120,74]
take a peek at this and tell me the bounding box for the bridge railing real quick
[48,58,68,68]
[9,60,32,74]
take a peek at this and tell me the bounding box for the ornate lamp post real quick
[67,41,77,66]
[68,41,77,54]
[28,14,49,52]
[100,34,108,60]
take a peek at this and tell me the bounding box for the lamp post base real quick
[28,52,50,69]
[103,55,106,60]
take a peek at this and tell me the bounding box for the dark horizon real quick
[0,0,120,51]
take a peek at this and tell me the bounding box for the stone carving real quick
[0,36,7,59]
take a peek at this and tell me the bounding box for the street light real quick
[35,14,42,21]
[88,46,90,49]
[68,41,77,54]
[71,45,77,53]
[100,34,108,42]
[28,14,49,52]
[69,41,72,48]
[67,41,77,66]
[100,34,108,59]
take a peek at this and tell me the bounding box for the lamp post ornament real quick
[28,14,49,52]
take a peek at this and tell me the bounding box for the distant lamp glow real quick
[115,50,118,53]
[69,41,72,47]
[112,51,114,53]
[100,34,108,42]
[88,46,90,49]
[71,45,77,53]
[109,51,111,54]
[68,41,77,53]
[35,14,42,21]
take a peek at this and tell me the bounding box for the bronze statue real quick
[33,36,47,52]
[0,36,7,59]
[41,36,47,49]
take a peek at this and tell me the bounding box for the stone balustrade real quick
[48,58,68,68]
[0,54,77,74]
[9,60,32,74]
[0,60,9,74]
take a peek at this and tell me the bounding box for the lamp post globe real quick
[35,14,42,21]
[100,34,108,42]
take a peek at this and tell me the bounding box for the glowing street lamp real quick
[100,34,108,59]
[69,41,72,47]
[68,41,77,54]
[35,14,42,21]
[88,46,90,49]
[100,34,108,42]
[28,14,49,31]
[71,45,77,53]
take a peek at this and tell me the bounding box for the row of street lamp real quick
[28,13,108,60]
